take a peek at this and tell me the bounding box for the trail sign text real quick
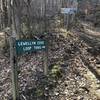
[16,40,46,55]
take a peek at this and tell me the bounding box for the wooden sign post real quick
[43,46,48,75]
[10,39,48,100]
[10,37,19,100]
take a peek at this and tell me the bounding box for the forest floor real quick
[0,21,100,100]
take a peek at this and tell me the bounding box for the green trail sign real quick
[16,40,46,55]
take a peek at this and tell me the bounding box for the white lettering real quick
[34,46,41,49]
[23,46,32,51]
[42,46,45,48]
[37,41,44,45]
[32,42,36,45]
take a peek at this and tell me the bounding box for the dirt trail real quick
[73,21,100,99]
[0,24,100,100]
[81,21,100,37]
